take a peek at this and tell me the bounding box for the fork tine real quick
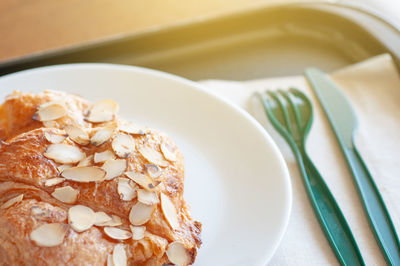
[289,88,313,133]
[267,91,293,135]
[279,89,303,135]
[256,92,291,141]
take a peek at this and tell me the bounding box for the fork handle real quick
[344,145,400,265]
[297,149,365,266]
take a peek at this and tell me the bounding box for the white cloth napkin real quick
[199,54,400,265]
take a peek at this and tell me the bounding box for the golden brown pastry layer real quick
[0,90,201,266]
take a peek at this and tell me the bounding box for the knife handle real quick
[345,145,400,265]
[297,149,365,266]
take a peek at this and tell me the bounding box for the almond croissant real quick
[0,90,201,266]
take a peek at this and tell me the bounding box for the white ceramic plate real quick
[0,64,291,265]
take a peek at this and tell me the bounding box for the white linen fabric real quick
[200,54,400,265]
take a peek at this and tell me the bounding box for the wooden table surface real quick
[0,0,271,63]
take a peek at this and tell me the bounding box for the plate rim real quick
[0,63,292,265]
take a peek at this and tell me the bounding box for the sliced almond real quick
[35,102,67,122]
[160,193,179,230]
[43,120,58,128]
[130,225,146,240]
[129,202,154,226]
[145,164,162,178]
[149,181,161,190]
[138,146,168,167]
[160,142,177,162]
[90,128,113,146]
[112,134,135,158]
[51,186,79,204]
[102,159,127,180]
[119,123,146,135]
[104,227,132,240]
[125,171,160,191]
[65,125,90,145]
[94,150,116,163]
[45,177,65,187]
[1,194,23,209]
[137,189,159,205]
[85,99,119,123]
[112,244,127,266]
[166,241,191,266]
[61,166,106,183]
[97,215,123,227]
[94,212,113,226]
[117,178,137,201]
[77,155,93,167]
[44,143,86,164]
[44,131,67,144]
[30,223,68,247]
[68,205,95,232]
[57,164,73,172]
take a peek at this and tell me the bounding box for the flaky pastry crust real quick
[0,91,201,266]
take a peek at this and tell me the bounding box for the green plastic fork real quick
[258,88,365,266]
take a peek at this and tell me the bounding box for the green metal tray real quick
[0,2,399,80]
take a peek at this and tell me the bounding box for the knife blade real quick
[305,68,400,266]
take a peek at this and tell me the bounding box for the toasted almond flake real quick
[112,244,127,266]
[65,125,90,145]
[97,215,123,227]
[1,194,23,209]
[112,134,135,158]
[104,227,132,240]
[43,120,58,128]
[107,254,114,266]
[35,102,67,122]
[91,128,113,146]
[130,225,146,240]
[129,202,154,226]
[137,189,159,205]
[61,166,106,183]
[94,212,112,226]
[77,155,93,167]
[57,164,73,172]
[119,123,146,135]
[102,159,127,180]
[149,181,161,190]
[86,99,119,123]
[166,241,191,266]
[138,146,168,167]
[145,164,162,178]
[160,193,179,230]
[44,131,67,144]
[45,177,65,187]
[117,178,137,201]
[51,186,79,204]
[125,171,160,191]
[30,223,68,247]
[68,205,95,232]
[44,143,86,164]
[94,150,116,164]
[160,142,177,162]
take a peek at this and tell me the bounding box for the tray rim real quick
[0,1,399,73]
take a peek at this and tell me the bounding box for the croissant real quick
[0,90,201,266]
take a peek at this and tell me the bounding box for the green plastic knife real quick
[305,68,400,265]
